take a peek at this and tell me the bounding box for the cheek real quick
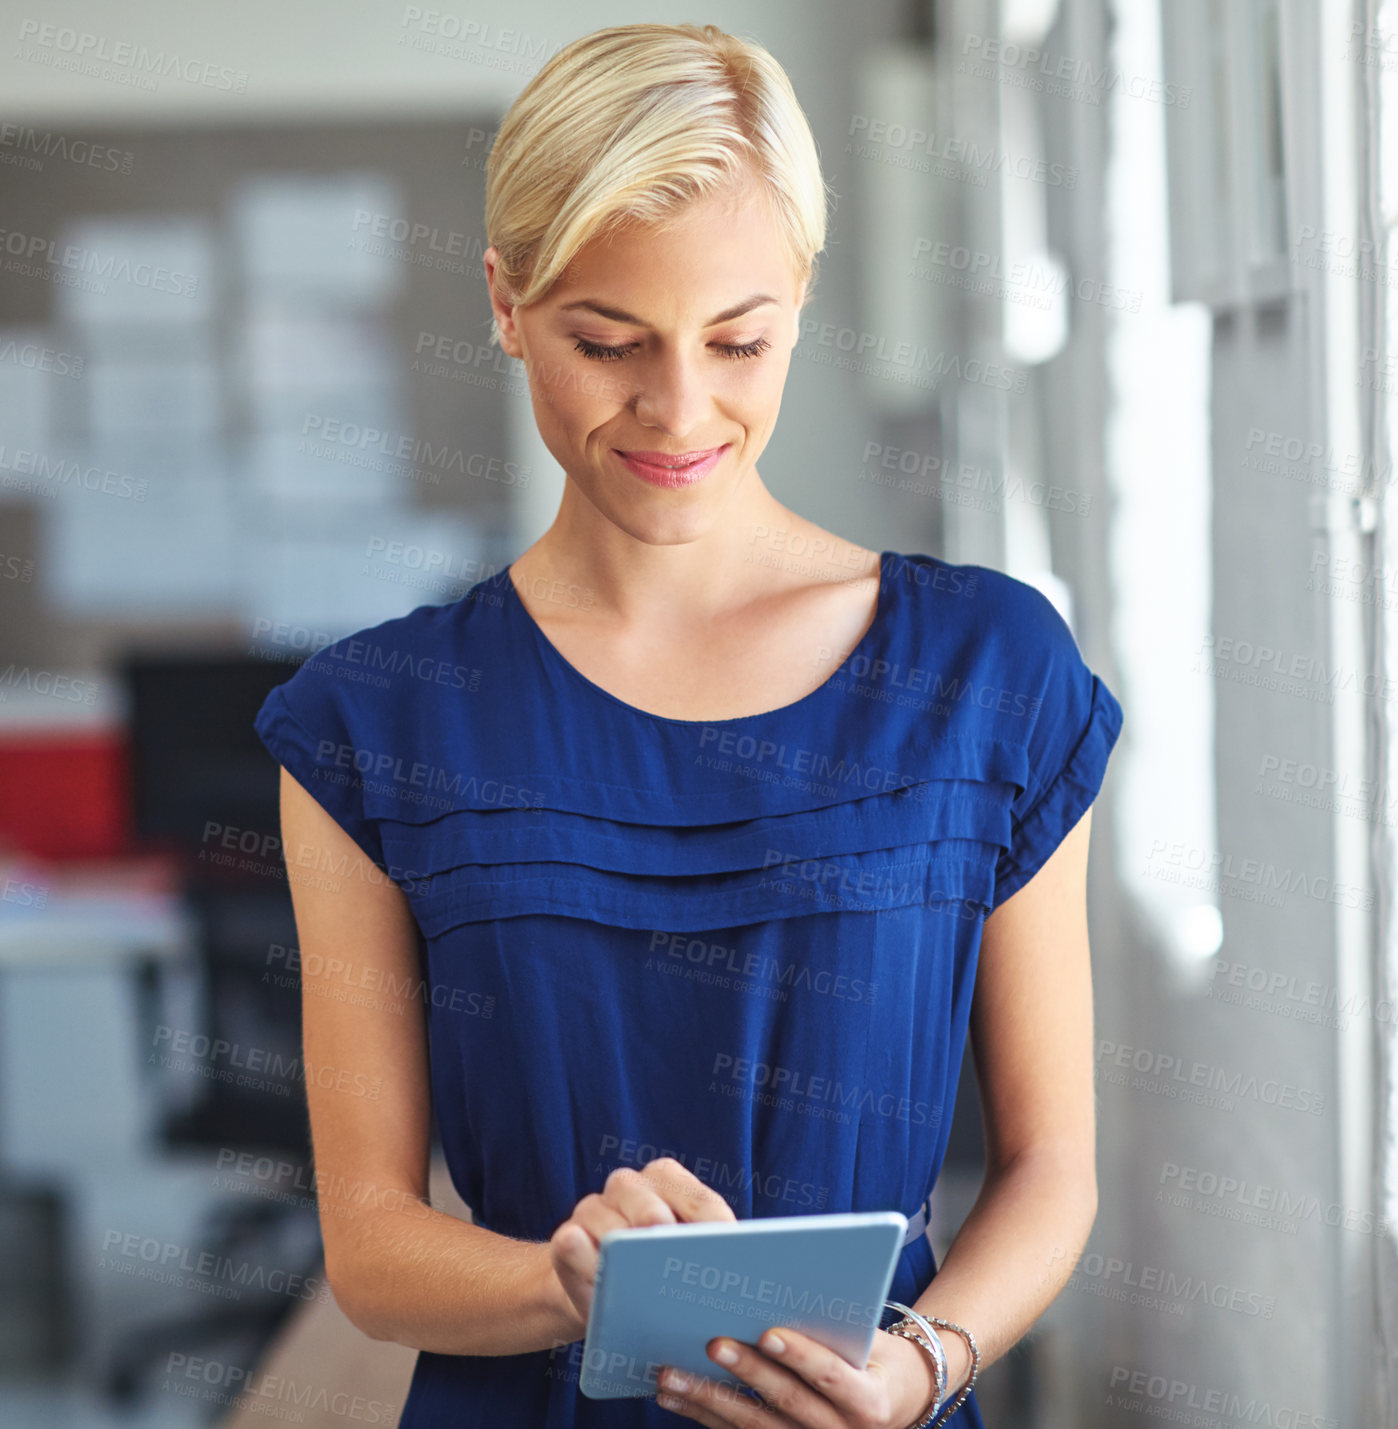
[531,355,628,424]
[528,369,586,431]
[728,365,786,421]
[527,373,629,474]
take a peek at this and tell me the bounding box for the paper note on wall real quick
[41,451,236,614]
[239,509,488,640]
[50,216,215,327]
[229,172,407,309]
[0,327,57,500]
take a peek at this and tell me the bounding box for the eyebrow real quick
[557,293,780,326]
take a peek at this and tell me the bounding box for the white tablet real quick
[578,1209,908,1400]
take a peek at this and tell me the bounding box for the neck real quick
[520,473,802,626]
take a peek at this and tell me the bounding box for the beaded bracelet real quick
[885,1321,946,1428]
[885,1300,980,1428]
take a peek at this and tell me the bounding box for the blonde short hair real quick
[484,22,831,345]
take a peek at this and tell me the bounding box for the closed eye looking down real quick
[572,335,773,362]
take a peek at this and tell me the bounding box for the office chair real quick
[100,655,326,1407]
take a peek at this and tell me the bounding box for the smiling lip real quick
[614,445,728,487]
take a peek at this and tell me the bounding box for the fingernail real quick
[764,1331,786,1354]
[713,1341,738,1365]
[665,1370,692,1391]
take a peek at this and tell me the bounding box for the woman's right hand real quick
[547,1157,738,1337]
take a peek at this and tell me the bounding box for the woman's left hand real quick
[654,1325,939,1428]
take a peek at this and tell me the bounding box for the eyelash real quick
[572,336,772,363]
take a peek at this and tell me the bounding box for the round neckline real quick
[502,550,892,727]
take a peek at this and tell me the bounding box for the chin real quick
[606,506,718,549]
[571,468,721,536]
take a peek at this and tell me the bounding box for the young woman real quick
[255,22,1123,1429]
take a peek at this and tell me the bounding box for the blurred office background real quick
[0,0,1393,1423]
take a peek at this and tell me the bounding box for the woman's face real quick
[485,174,807,545]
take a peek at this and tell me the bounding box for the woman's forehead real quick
[549,202,799,310]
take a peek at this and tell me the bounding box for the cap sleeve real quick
[253,646,386,870]
[991,585,1124,911]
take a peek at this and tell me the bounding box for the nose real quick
[631,348,712,439]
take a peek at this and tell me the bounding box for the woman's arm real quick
[905,806,1101,1396]
[279,766,580,1355]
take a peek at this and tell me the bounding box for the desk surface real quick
[0,855,192,967]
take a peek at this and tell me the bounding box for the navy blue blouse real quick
[253,549,1124,1427]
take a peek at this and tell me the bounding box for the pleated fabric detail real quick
[373,759,1015,935]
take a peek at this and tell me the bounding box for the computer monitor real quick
[121,650,300,869]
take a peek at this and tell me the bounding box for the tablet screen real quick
[578,1210,908,1399]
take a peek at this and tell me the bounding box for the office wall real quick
[0,0,937,594]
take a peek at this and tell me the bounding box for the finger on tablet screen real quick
[596,1167,680,1230]
[568,1189,635,1246]
[637,1156,738,1222]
